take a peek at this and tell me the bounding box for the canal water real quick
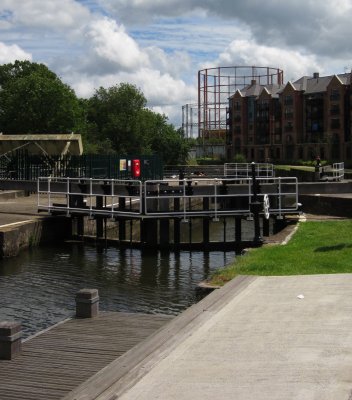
[0,242,236,338]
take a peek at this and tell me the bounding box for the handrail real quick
[38,176,299,219]
[332,162,344,181]
[38,177,143,218]
[224,163,274,178]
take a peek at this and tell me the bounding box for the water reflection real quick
[0,243,235,338]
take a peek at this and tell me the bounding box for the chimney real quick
[251,79,256,85]
[313,72,319,79]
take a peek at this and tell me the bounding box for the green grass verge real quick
[210,220,352,286]
[275,165,314,171]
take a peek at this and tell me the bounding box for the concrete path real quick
[87,274,352,400]
[0,191,41,225]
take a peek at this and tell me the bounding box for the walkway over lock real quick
[37,176,299,220]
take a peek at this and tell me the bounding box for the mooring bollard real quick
[75,289,99,318]
[0,321,22,360]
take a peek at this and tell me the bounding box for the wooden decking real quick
[0,312,172,400]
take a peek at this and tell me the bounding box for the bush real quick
[232,153,247,163]
[196,157,224,165]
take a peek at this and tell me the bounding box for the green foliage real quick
[0,61,84,134]
[86,83,147,154]
[233,153,247,163]
[0,61,190,164]
[210,220,352,285]
[186,158,199,166]
[196,157,224,165]
[86,83,190,163]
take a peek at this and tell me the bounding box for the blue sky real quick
[0,0,351,126]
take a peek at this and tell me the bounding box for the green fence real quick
[0,151,163,181]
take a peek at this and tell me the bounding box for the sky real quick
[0,0,352,127]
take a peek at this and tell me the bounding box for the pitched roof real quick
[240,82,284,98]
[299,73,350,94]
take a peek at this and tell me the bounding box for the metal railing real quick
[332,162,344,181]
[144,177,298,220]
[144,178,251,221]
[37,176,299,220]
[224,163,274,178]
[37,177,143,218]
[163,165,224,179]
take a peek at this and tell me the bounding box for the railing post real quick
[0,321,22,360]
[75,289,99,318]
[250,162,263,245]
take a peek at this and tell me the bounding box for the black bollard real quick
[0,321,22,360]
[75,289,99,318]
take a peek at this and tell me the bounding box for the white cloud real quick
[2,0,352,127]
[217,40,321,82]
[144,47,192,78]
[0,42,32,64]
[86,17,149,71]
[101,0,201,24]
[0,0,91,30]
[102,0,352,59]
[127,68,196,107]
[63,66,196,127]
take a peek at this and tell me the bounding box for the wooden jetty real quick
[0,311,172,400]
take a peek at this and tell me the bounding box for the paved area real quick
[81,274,352,400]
[0,191,42,226]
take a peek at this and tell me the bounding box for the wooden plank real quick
[0,311,171,400]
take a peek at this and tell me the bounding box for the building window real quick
[330,104,340,115]
[286,135,293,144]
[330,89,340,101]
[284,107,293,119]
[284,95,293,106]
[284,122,293,132]
[234,101,241,111]
[331,119,340,129]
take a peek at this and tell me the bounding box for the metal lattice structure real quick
[182,66,284,139]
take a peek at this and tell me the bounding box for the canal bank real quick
[0,191,70,257]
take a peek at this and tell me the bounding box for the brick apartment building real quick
[226,72,352,163]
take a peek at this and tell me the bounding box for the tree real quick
[87,84,190,164]
[0,61,84,134]
[138,109,190,164]
[87,83,147,154]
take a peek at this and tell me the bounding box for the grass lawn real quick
[210,220,352,286]
[275,165,315,172]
